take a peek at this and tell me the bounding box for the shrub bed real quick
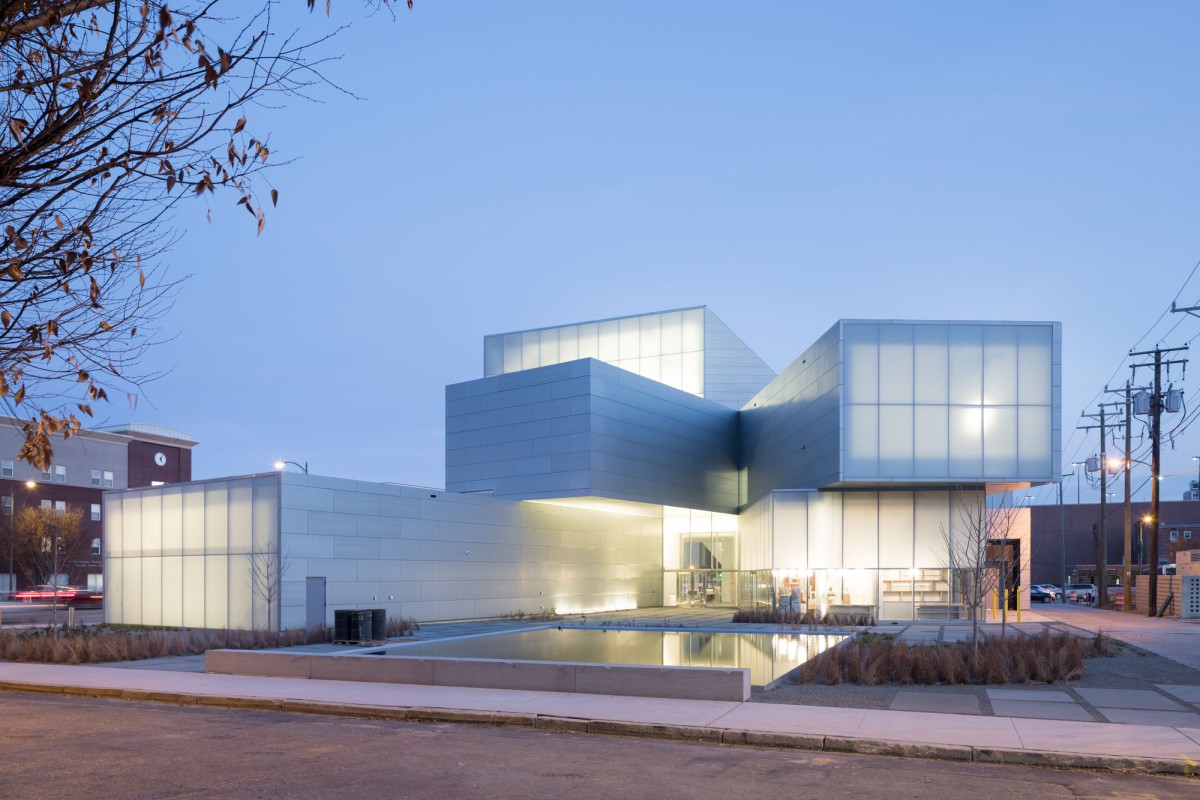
[732,609,875,627]
[0,616,420,665]
[794,629,1117,685]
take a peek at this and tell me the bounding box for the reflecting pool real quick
[381,628,846,688]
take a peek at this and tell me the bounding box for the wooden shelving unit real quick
[881,569,950,604]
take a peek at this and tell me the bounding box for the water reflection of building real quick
[104,308,1059,629]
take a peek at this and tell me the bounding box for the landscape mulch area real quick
[752,642,1200,714]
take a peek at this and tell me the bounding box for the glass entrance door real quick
[675,570,735,607]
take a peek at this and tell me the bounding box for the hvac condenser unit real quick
[1182,550,1200,619]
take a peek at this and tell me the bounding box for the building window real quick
[53,500,65,516]
[1,458,12,478]
[41,467,51,482]
[1186,531,1193,540]
[54,465,66,484]
[91,504,101,522]
[1170,530,1179,542]
[1,496,11,516]
[40,499,51,510]
[102,470,114,489]
[91,469,101,487]
[90,538,101,556]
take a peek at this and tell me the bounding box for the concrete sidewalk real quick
[2,659,1198,777]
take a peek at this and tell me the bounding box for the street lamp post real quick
[1138,516,1151,567]
[1071,461,1086,504]
[1058,473,1073,603]
[273,460,309,475]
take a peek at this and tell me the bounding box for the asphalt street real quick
[1,693,1195,799]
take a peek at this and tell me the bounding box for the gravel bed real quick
[750,639,1200,714]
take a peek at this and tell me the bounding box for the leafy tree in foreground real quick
[1,1,403,467]
[10,503,83,584]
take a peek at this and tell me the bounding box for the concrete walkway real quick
[1030,605,1200,670]
[2,656,1198,776]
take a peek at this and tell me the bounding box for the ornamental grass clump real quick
[732,609,874,627]
[794,629,1116,686]
[0,624,339,665]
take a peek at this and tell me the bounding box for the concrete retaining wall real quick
[205,649,750,702]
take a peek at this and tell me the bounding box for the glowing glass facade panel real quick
[486,308,707,398]
[104,475,280,630]
[842,321,1059,483]
[482,307,776,410]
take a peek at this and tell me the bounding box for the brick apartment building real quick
[1030,498,1200,586]
[0,418,197,592]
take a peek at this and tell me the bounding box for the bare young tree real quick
[249,547,287,634]
[0,1,403,468]
[942,488,1027,649]
[11,503,85,629]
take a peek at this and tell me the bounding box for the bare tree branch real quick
[0,1,401,468]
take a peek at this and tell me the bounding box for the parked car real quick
[1033,584,1060,599]
[1030,585,1056,603]
[1065,583,1097,604]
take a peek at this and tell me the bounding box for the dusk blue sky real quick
[120,2,1200,506]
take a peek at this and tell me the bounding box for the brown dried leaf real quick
[8,118,28,143]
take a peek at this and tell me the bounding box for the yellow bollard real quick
[992,588,998,620]
[1016,590,1021,623]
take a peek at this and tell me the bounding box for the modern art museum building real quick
[103,308,1061,629]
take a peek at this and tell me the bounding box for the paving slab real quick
[856,709,1023,748]
[1097,708,1200,727]
[708,702,867,738]
[1009,717,1200,759]
[987,688,1074,703]
[1157,685,1200,704]
[1075,688,1186,711]
[990,700,1094,722]
[889,691,981,715]
[1182,727,1200,747]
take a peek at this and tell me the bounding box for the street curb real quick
[1,681,1196,778]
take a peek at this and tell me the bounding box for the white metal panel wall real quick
[277,474,663,629]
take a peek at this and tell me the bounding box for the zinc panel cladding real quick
[702,308,778,409]
[740,322,843,506]
[446,358,739,513]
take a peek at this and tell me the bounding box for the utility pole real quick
[1123,382,1133,612]
[1101,383,1142,612]
[1129,342,1188,616]
[1099,405,1107,606]
[1079,405,1122,607]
